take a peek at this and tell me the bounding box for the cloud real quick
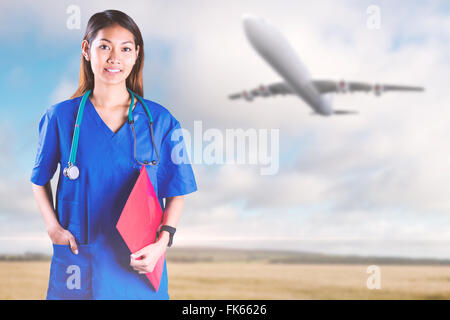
[50,79,78,105]
[159,0,450,258]
[2,0,450,258]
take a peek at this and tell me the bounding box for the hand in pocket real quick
[47,225,79,254]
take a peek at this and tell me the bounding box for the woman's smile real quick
[104,67,122,75]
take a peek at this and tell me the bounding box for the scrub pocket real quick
[46,243,93,300]
[57,200,87,244]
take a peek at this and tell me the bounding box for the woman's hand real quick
[47,224,79,255]
[129,234,169,274]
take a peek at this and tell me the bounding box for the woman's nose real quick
[108,48,121,64]
[108,56,120,64]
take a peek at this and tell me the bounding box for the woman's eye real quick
[100,45,109,50]
[123,47,132,52]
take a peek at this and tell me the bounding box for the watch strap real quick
[158,225,176,247]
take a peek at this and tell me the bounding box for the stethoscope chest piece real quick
[63,163,80,180]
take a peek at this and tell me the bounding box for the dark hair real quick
[71,10,144,98]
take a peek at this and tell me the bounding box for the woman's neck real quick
[91,82,130,110]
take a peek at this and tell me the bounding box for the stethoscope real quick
[63,88,160,180]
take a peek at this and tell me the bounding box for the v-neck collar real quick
[87,97,141,139]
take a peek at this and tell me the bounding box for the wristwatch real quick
[157,225,176,247]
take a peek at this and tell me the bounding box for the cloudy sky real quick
[0,0,449,258]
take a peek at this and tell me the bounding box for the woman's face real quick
[82,24,140,86]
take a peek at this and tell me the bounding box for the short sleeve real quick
[157,120,197,198]
[30,109,61,186]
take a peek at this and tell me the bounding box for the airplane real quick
[228,14,425,116]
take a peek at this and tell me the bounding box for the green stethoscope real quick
[63,88,160,180]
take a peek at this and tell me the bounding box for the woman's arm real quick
[156,195,185,247]
[130,195,184,274]
[31,182,79,254]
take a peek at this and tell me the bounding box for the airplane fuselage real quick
[243,15,334,115]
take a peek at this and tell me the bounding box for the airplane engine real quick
[243,90,254,101]
[374,84,384,96]
[259,84,271,97]
[336,80,349,93]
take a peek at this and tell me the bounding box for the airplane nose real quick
[242,13,258,23]
[242,14,255,32]
[242,14,263,32]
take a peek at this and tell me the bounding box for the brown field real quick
[1,261,449,299]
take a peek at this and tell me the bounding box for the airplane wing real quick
[228,82,294,101]
[312,79,425,96]
[228,80,424,101]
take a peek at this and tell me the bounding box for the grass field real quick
[1,261,449,299]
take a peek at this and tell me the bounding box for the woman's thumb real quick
[131,249,144,260]
[68,236,78,255]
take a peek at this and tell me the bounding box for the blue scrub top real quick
[30,94,197,300]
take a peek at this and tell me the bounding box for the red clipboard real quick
[116,165,165,291]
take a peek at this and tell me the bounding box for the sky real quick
[0,0,449,258]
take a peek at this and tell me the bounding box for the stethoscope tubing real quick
[64,88,159,180]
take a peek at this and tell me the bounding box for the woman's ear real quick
[81,40,90,61]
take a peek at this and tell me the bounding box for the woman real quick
[30,10,197,300]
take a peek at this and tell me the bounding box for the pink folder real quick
[116,165,165,291]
